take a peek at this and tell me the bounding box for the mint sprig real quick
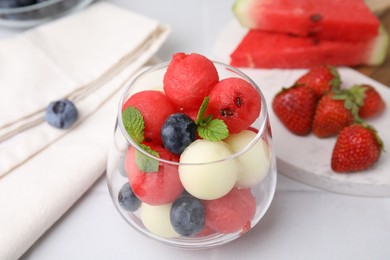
[195,97,229,141]
[122,106,159,172]
[122,107,144,144]
[135,144,160,173]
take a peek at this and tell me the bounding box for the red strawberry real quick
[295,65,341,98]
[272,85,317,135]
[312,91,356,138]
[331,124,383,173]
[349,84,386,119]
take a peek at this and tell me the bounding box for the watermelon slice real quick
[230,26,389,68]
[233,0,381,41]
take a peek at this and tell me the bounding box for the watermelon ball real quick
[195,224,216,237]
[117,182,141,212]
[125,144,184,205]
[203,188,256,234]
[45,99,78,129]
[140,202,179,238]
[163,52,219,110]
[161,113,197,155]
[170,195,205,236]
[207,77,261,134]
[122,90,177,144]
[181,108,198,122]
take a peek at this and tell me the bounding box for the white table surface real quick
[1,0,389,259]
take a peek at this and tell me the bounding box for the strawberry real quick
[312,90,358,138]
[331,124,383,173]
[349,84,386,119]
[295,65,341,98]
[272,85,317,135]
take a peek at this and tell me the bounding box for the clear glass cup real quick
[106,60,277,249]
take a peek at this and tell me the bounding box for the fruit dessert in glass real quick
[106,53,277,249]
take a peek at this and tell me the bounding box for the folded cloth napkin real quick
[0,1,170,176]
[0,2,170,259]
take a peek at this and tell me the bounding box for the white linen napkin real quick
[0,2,170,259]
[0,87,118,260]
[0,1,170,176]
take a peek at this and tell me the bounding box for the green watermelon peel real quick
[233,0,381,42]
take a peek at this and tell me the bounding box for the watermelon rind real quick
[368,25,389,65]
[232,0,257,28]
[232,0,381,42]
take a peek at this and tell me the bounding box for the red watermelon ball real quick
[125,144,184,206]
[163,52,219,110]
[122,90,177,144]
[207,77,261,134]
[195,224,216,237]
[203,188,256,234]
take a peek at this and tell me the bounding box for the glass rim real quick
[117,60,270,166]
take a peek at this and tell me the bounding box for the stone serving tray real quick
[214,20,390,197]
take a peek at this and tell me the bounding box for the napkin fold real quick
[0,2,170,176]
[0,2,170,259]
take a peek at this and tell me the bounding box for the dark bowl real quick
[0,0,93,28]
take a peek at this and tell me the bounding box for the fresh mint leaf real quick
[197,119,229,141]
[203,115,213,125]
[195,96,229,142]
[122,106,144,144]
[122,106,160,172]
[135,144,160,172]
[195,96,210,125]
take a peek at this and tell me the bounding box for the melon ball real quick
[125,145,184,205]
[224,130,271,188]
[163,52,219,110]
[179,140,238,200]
[203,188,256,234]
[122,90,177,144]
[207,77,261,134]
[140,203,179,238]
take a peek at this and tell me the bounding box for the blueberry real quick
[45,99,78,129]
[118,182,141,212]
[161,113,196,154]
[170,195,205,236]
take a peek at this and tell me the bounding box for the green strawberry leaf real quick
[122,106,144,144]
[329,66,341,90]
[349,85,368,107]
[195,97,229,142]
[135,144,160,172]
[332,90,364,124]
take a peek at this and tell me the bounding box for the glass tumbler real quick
[106,60,277,249]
